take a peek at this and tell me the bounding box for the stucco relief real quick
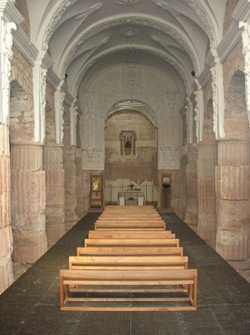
[184,97,193,144]
[0,20,16,124]
[240,21,250,131]
[115,0,140,5]
[54,82,66,145]
[33,57,48,142]
[81,92,104,169]
[194,80,204,143]
[70,100,78,146]
[42,0,101,50]
[210,55,225,139]
[60,15,198,88]
[159,147,180,169]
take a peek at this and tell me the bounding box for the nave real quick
[0,211,249,335]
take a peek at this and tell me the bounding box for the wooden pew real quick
[102,207,160,216]
[104,205,156,210]
[77,246,184,256]
[69,255,188,270]
[88,230,175,239]
[59,268,198,311]
[84,238,179,247]
[97,217,163,223]
[59,205,198,312]
[94,220,166,230]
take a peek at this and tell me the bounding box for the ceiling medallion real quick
[115,0,141,6]
[121,27,139,37]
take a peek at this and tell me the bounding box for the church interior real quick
[0,0,250,333]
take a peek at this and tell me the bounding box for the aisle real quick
[0,211,249,335]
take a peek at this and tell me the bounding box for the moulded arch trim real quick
[35,0,79,51]
[106,99,159,129]
[73,45,192,98]
[57,14,201,78]
[183,0,221,47]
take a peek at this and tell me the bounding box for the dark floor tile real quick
[0,209,249,335]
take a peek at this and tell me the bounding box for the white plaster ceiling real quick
[25,0,227,98]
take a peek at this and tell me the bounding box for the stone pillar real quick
[75,147,85,218]
[11,143,47,264]
[177,154,187,219]
[216,140,249,270]
[43,144,65,247]
[184,144,198,230]
[197,143,217,247]
[64,145,79,230]
[63,103,79,231]
[0,123,14,293]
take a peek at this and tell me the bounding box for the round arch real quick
[106,99,158,129]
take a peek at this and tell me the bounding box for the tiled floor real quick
[0,211,249,335]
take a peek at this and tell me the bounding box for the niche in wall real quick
[119,131,136,155]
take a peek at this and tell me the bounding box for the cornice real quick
[47,68,61,90]
[13,28,38,65]
[195,0,250,91]
[205,50,214,67]
[197,65,211,90]
[217,20,242,63]
[0,0,23,23]
[232,0,250,22]
[42,52,54,70]
[65,91,75,106]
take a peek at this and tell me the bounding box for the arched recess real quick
[104,109,158,206]
[216,69,250,278]
[224,70,248,140]
[79,63,182,210]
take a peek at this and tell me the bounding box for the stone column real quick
[216,140,249,270]
[43,144,65,247]
[177,154,187,219]
[64,145,78,231]
[75,147,84,218]
[63,106,79,231]
[185,144,198,230]
[11,143,47,264]
[0,123,14,293]
[197,143,217,248]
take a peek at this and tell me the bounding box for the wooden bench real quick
[98,214,164,221]
[77,246,184,256]
[84,238,179,247]
[59,268,197,311]
[102,207,160,216]
[69,255,188,270]
[88,230,175,239]
[104,205,156,210]
[94,221,166,230]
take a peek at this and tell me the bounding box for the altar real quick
[118,191,144,206]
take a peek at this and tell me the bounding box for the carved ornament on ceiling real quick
[61,16,198,80]
[115,0,141,5]
[120,27,139,37]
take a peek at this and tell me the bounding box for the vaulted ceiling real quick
[25,0,228,99]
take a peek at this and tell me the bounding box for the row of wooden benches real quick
[59,205,198,311]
